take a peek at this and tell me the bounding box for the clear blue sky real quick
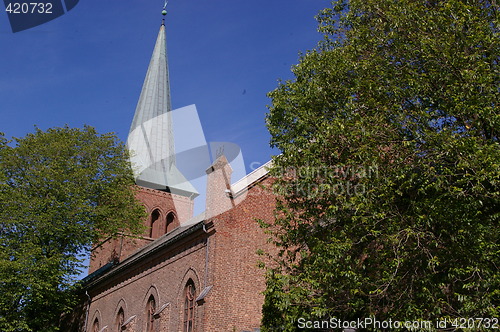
[1,0,328,211]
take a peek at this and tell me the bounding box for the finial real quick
[161,0,168,25]
[162,0,168,16]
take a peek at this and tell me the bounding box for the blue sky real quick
[0,0,329,210]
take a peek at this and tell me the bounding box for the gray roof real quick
[127,23,198,197]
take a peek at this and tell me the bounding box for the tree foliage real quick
[0,126,146,331]
[262,0,499,330]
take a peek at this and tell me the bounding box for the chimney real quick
[205,155,234,219]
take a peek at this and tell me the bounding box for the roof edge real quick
[231,159,272,196]
[83,220,208,289]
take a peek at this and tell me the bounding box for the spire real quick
[127,18,198,198]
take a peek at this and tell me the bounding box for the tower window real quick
[150,209,161,238]
[166,211,176,233]
[183,280,196,332]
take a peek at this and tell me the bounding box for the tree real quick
[0,126,146,331]
[261,0,499,330]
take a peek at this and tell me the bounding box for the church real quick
[77,12,277,332]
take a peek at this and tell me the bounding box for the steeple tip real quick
[161,1,167,25]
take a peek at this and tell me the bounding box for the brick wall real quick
[205,155,234,220]
[87,230,210,332]
[205,175,277,331]
[89,186,195,274]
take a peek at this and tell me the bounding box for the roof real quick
[230,160,272,197]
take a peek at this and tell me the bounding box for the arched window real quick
[92,318,100,332]
[166,211,176,233]
[150,209,161,238]
[116,307,124,332]
[146,295,156,332]
[183,280,196,332]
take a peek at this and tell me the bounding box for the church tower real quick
[89,15,198,273]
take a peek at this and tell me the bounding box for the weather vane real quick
[161,0,168,25]
[162,0,168,16]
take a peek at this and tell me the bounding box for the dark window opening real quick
[150,209,161,238]
[92,318,100,332]
[183,280,196,332]
[146,295,156,332]
[116,308,124,331]
[166,211,176,233]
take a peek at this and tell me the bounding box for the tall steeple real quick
[127,16,198,198]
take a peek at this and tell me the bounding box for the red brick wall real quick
[205,176,277,331]
[205,155,234,219]
[135,187,194,228]
[87,231,210,332]
[89,235,153,273]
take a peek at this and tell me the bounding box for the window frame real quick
[183,280,196,332]
[116,307,124,331]
[166,211,176,233]
[92,318,100,332]
[150,209,161,238]
[146,295,156,332]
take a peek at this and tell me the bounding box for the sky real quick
[0,0,330,214]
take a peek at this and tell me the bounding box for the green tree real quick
[262,0,499,330]
[0,126,146,332]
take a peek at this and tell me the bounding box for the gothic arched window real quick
[150,209,161,238]
[146,295,156,332]
[183,280,196,332]
[166,211,176,233]
[116,307,124,332]
[92,318,100,332]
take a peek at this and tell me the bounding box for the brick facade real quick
[205,175,276,331]
[89,188,195,274]
[81,157,277,332]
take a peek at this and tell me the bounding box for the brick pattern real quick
[205,155,234,220]
[204,176,277,331]
[88,233,209,332]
